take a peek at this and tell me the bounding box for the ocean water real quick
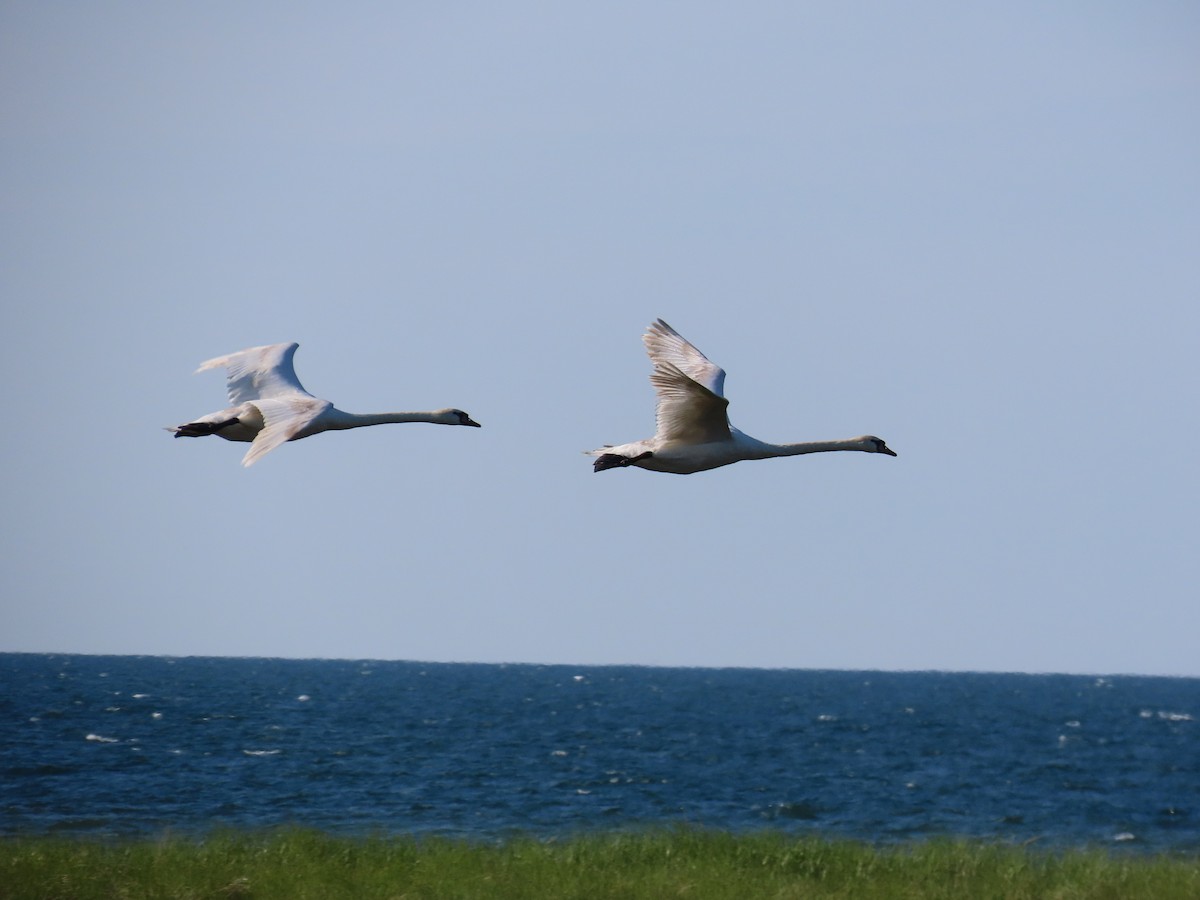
[1,654,1197,853]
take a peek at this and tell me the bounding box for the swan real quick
[169,342,480,466]
[588,319,896,474]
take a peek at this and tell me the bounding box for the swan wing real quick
[240,397,330,467]
[643,319,726,398]
[196,342,313,404]
[650,361,731,444]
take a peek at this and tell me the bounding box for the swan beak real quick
[880,446,897,456]
[463,417,482,427]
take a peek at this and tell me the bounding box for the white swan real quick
[588,319,896,474]
[170,342,480,466]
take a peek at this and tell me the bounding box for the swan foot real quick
[593,451,653,472]
[174,417,240,438]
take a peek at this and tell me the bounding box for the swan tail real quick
[171,417,240,438]
[592,451,653,472]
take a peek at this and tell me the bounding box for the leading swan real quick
[170,342,480,467]
[588,319,895,474]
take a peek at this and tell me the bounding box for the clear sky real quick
[2,3,1197,675]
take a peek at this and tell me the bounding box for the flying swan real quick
[588,319,896,474]
[170,342,480,466]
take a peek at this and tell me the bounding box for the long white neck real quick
[739,434,875,459]
[774,439,865,456]
[324,409,448,430]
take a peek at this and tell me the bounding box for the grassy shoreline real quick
[3,827,1198,899]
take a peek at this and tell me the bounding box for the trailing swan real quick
[588,319,895,474]
[170,342,479,467]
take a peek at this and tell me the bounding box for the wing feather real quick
[643,319,726,398]
[240,397,330,467]
[650,362,730,444]
[197,342,312,404]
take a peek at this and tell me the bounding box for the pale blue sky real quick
[2,3,1197,674]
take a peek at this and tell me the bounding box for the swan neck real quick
[760,439,863,457]
[327,410,438,429]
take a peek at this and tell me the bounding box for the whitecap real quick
[1158,711,1193,722]
[243,749,281,757]
[85,733,119,743]
[1112,832,1136,842]
[297,694,311,702]
[132,693,150,699]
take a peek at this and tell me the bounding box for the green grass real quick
[2,828,1197,900]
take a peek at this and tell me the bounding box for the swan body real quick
[588,319,896,475]
[170,342,479,466]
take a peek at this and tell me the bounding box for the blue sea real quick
[2,654,1197,853]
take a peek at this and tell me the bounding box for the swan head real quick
[437,408,481,427]
[855,435,896,456]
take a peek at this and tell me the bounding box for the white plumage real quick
[170,342,479,467]
[588,319,896,474]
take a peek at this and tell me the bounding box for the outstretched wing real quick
[240,397,331,467]
[643,321,732,444]
[196,342,313,404]
[643,318,726,398]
